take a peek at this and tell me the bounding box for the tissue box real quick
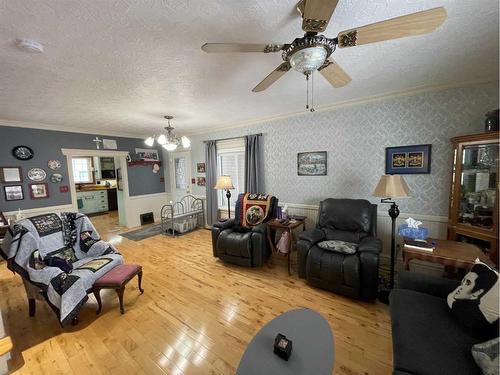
[398,224,428,240]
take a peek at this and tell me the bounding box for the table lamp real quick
[214,175,235,218]
[373,174,410,297]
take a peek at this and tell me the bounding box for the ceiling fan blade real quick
[337,7,447,48]
[252,62,291,92]
[201,43,284,53]
[302,0,339,33]
[318,59,351,88]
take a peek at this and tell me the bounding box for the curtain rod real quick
[203,133,262,143]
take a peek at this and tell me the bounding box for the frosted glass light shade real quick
[373,175,410,198]
[214,175,234,190]
[181,136,191,149]
[144,137,155,147]
[289,46,327,74]
[164,143,177,151]
[157,134,167,145]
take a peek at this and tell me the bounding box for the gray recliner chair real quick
[212,194,278,267]
[297,198,381,300]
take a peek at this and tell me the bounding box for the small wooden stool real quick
[92,264,144,314]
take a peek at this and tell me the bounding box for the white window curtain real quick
[217,138,245,208]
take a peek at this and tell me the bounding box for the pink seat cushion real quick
[94,264,140,286]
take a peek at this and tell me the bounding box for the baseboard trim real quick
[3,204,74,218]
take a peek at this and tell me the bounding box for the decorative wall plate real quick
[50,173,63,183]
[47,160,62,170]
[12,145,34,160]
[28,168,47,182]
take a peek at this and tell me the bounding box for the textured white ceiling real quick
[0,0,498,137]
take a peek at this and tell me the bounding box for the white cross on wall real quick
[93,137,103,149]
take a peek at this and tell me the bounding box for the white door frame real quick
[61,148,131,226]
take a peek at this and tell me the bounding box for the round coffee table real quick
[237,308,334,375]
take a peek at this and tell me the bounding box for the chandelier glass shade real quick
[144,116,190,152]
[289,46,327,74]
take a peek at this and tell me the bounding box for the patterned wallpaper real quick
[189,82,498,217]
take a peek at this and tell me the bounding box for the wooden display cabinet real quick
[448,131,499,267]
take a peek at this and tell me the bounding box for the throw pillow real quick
[318,240,358,254]
[471,337,499,375]
[447,259,499,339]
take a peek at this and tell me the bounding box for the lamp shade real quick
[373,175,410,198]
[214,175,234,190]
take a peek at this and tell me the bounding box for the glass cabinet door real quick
[458,143,499,230]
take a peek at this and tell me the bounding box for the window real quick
[174,157,187,189]
[217,138,245,209]
[72,157,93,183]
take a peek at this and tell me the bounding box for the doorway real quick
[169,150,192,202]
[62,149,130,227]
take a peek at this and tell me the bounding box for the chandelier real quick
[144,115,191,151]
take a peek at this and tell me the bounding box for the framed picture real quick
[4,185,24,201]
[0,167,22,183]
[103,139,118,150]
[197,177,206,186]
[297,151,327,176]
[29,183,49,199]
[197,163,206,173]
[385,144,432,174]
[135,148,159,162]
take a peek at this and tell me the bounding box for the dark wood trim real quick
[451,131,499,144]
[127,160,162,167]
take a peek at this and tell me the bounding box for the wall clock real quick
[12,145,34,160]
[28,168,47,182]
[47,159,62,170]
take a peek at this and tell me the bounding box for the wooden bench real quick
[92,264,144,314]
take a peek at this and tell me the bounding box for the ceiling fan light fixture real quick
[289,46,328,74]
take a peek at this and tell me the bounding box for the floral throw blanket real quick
[0,213,123,325]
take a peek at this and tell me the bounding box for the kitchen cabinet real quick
[100,157,116,179]
[77,190,109,215]
[107,188,118,211]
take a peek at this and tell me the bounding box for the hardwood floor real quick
[0,212,393,374]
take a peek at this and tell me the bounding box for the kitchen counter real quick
[76,185,117,192]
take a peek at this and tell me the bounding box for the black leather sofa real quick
[297,198,381,300]
[212,196,278,267]
[390,272,486,375]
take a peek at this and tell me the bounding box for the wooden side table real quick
[267,218,306,275]
[403,238,494,273]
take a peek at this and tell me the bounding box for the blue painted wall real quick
[0,126,165,211]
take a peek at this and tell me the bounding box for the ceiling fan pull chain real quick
[304,73,309,110]
[310,71,315,112]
